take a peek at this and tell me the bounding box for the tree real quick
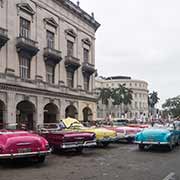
[148,91,160,117]
[148,91,160,108]
[162,96,180,118]
[98,84,133,119]
[97,88,112,106]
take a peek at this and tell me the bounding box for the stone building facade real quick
[0,0,100,129]
[95,76,149,121]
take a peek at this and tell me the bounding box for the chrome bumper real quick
[61,140,97,149]
[0,150,51,159]
[134,141,169,145]
[97,136,118,143]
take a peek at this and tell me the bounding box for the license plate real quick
[148,139,154,142]
[18,148,32,153]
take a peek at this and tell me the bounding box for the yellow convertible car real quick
[60,118,118,147]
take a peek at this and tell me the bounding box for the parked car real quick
[38,123,96,153]
[128,124,150,129]
[103,120,142,143]
[105,125,142,143]
[61,118,118,147]
[0,129,51,163]
[135,122,180,151]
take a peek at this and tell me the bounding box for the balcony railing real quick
[16,36,39,57]
[0,27,9,48]
[65,55,80,70]
[44,47,62,65]
[82,62,95,75]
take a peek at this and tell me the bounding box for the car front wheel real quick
[76,147,83,153]
[37,156,46,163]
[167,140,173,151]
[138,144,145,151]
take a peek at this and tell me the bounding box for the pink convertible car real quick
[0,129,51,163]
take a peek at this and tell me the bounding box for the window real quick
[67,40,73,56]
[83,48,89,62]
[135,102,138,108]
[67,70,74,88]
[20,17,30,38]
[84,75,90,91]
[19,56,30,79]
[46,64,54,84]
[47,30,55,49]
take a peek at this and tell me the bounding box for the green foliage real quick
[97,87,112,106]
[98,84,133,106]
[162,96,180,118]
[148,91,160,108]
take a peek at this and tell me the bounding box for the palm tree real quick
[148,91,160,117]
[111,84,133,118]
[148,91,160,108]
[97,88,112,106]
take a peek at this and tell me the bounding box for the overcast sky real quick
[72,0,180,107]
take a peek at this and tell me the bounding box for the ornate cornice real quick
[54,0,100,31]
[0,83,97,102]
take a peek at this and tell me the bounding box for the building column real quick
[36,96,44,128]
[60,99,66,119]
[6,92,16,128]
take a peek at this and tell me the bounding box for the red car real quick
[0,129,51,163]
[38,123,96,153]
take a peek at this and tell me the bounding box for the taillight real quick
[45,144,50,150]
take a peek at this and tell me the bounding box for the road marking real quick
[162,172,176,180]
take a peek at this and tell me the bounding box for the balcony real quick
[82,62,95,75]
[44,47,62,65]
[16,36,39,57]
[65,55,80,70]
[0,27,9,48]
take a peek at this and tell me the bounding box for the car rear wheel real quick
[138,144,145,151]
[37,156,46,163]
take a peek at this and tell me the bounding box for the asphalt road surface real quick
[0,143,180,180]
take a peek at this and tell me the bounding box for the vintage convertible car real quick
[38,123,96,152]
[128,123,150,129]
[135,122,180,151]
[0,129,51,163]
[103,120,142,143]
[105,125,141,143]
[61,118,117,147]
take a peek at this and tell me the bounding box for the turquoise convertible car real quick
[135,121,180,151]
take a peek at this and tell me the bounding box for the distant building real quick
[95,76,149,120]
[0,0,100,130]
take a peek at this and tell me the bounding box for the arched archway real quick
[0,100,5,129]
[65,105,78,119]
[16,101,35,130]
[44,103,59,123]
[83,107,93,122]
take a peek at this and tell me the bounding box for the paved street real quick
[0,143,180,180]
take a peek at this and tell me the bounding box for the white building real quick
[0,0,100,129]
[95,76,149,121]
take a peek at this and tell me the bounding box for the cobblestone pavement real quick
[0,143,180,180]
